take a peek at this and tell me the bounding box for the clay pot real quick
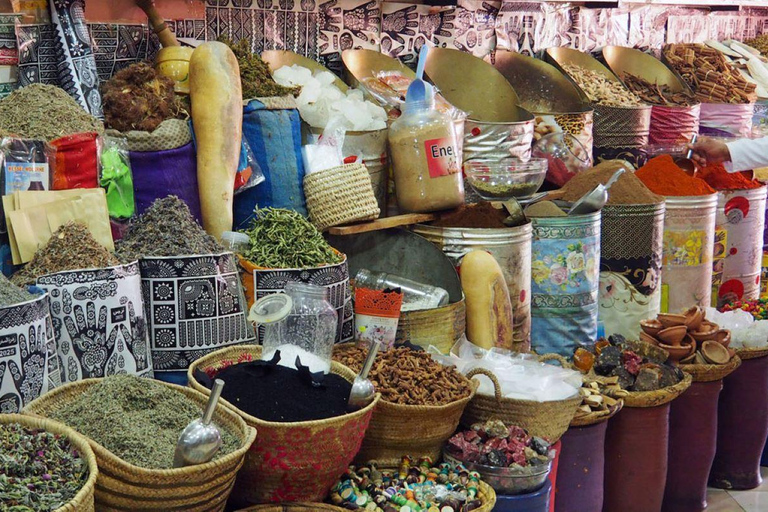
[701,341,730,365]
[680,353,696,365]
[556,422,607,512]
[710,355,768,490]
[663,380,724,512]
[658,326,687,346]
[659,341,695,364]
[714,330,731,348]
[658,313,686,328]
[604,405,670,512]
[691,322,718,343]
[641,319,664,337]
[684,306,704,331]
[640,331,660,347]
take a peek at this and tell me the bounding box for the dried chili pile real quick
[698,162,763,191]
[332,344,472,405]
[636,155,715,196]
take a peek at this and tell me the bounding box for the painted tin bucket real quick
[530,211,601,356]
[649,104,700,145]
[660,195,717,313]
[533,110,594,168]
[599,202,666,339]
[413,223,533,352]
[592,104,652,169]
[463,118,535,163]
[700,102,755,138]
[761,248,768,299]
[712,186,768,308]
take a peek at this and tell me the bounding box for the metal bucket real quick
[700,102,755,138]
[592,104,652,168]
[649,104,700,145]
[660,195,717,313]
[599,202,666,339]
[712,186,768,307]
[533,110,594,167]
[530,211,601,357]
[413,223,533,351]
[463,118,535,163]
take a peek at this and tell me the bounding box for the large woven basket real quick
[618,371,693,408]
[23,379,256,512]
[1,414,98,512]
[679,355,742,382]
[304,163,380,230]
[462,367,581,442]
[187,345,379,506]
[570,398,624,428]
[736,346,768,360]
[396,298,466,353]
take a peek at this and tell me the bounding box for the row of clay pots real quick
[640,306,733,364]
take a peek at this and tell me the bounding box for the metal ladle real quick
[568,167,626,215]
[173,379,224,468]
[674,134,698,176]
[347,340,381,411]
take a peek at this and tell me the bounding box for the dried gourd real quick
[460,250,514,350]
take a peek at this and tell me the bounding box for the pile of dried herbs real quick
[0,84,104,142]
[11,222,119,287]
[222,37,300,99]
[0,422,89,511]
[0,273,34,307]
[49,375,240,469]
[116,196,223,261]
[102,62,187,133]
[240,207,343,269]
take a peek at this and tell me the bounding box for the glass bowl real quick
[443,448,553,495]
[532,132,592,187]
[464,158,548,200]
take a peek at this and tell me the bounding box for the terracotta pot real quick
[663,380,723,512]
[604,405,669,512]
[555,421,607,512]
[710,355,768,490]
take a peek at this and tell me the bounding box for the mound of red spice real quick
[699,162,763,191]
[635,155,715,196]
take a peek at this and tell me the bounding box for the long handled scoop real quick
[674,134,698,176]
[406,45,430,103]
[569,168,626,215]
[173,379,224,468]
[347,340,381,411]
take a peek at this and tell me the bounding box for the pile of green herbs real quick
[221,37,300,99]
[0,423,89,511]
[240,207,342,269]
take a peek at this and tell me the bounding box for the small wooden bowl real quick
[658,325,688,346]
[701,340,731,365]
[715,329,731,348]
[640,331,660,346]
[640,318,663,337]
[684,305,705,331]
[658,313,687,328]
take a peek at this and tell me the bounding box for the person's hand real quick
[688,136,731,167]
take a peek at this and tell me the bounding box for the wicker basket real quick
[304,163,380,231]
[187,345,379,506]
[1,414,98,512]
[462,367,581,442]
[396,298,466,353]
[620,371,693,408]
[736,346,768,360]
[679,355,742,382]
[570,399,624,427]
[23,380,256,512]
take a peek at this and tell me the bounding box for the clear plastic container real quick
[388,97,464,213]
[221,231,250,254]
[354,268,449,311]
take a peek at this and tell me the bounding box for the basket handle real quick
[538,353,574,369]
[466,367,502,402]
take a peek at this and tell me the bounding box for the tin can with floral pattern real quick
[530,211,601,357]
[660,195,717,313]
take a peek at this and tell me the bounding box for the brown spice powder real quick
[560,160,663,205]
[431,202,509,228]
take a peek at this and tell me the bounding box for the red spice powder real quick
[699,162,763,191]
[635,155,715,196]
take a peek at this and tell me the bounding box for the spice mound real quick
[698,162,763,191]
[524,200,566,218]
[560,160,663,205]
[0,84,104,141]
[117,195,223,261]
[332,344,473,405]
[0,422,89,511]
[432,202,510,228]
[223,38,300,99]
[621,72,697,107]
[636,155,715,196]
[561,64,643,107]
[195,352,353,422]
[0,272,34,307]
[447,420,552,468]
[101,62,186,133]
[240,207,343,269]
[11,222,119,287]
[49,375,239,469]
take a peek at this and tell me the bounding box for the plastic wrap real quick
[99,136,134,220]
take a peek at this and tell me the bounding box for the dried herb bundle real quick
[11,222,119,287]
[240,207,342,269]
[101,62,186,133]
[621,72,697,106]
[49,375,240,469]
[116,196,223,261]
[0,422,89,511]
[0,84,104,142]
[221,37,300,99]
[0,273,33,307]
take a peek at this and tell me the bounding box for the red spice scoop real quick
[674,134,698,176]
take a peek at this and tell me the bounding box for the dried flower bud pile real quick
[446,420,551,469]
[332,345,472,405]
[561,64,643,107]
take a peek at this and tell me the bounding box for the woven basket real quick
[1,414,98,512]
[619,371,693,408]
[187,345,378,506]
[461,367,581,442]
[570,398,624,427]
[23,380,256,512]
[396,298,466,353]
[679,355,742,382]
[304,163,380,231]
[736,346,768,360]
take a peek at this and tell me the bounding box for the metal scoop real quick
[173,379,224,468]
[347,340,381,411]
[569,167,626,215]
[674,134,698,176]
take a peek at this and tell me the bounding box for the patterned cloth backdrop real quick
[494,2,541,55]
[318,0,380,75]
[89,23,154,81]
